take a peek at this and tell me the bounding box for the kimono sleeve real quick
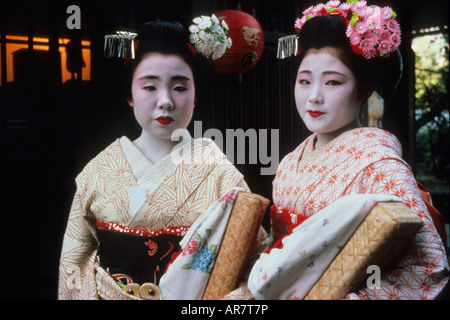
[346,159,449,300]
[216,161,250,195]
[215,160,270,251]
[58,172,99,300]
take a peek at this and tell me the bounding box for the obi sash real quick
[270,205,309,243]
[95,221,187,286]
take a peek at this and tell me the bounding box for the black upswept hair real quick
[132,21,195,75]
[296,14,402,102]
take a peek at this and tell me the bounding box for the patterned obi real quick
[95,221,187,290]
[270,206,309,242]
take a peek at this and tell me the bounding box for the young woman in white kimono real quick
[58,20,269,300]
[248,1,448,300]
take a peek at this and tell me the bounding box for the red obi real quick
[270,205,309,243]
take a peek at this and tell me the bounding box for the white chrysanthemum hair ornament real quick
[189,14,232,60]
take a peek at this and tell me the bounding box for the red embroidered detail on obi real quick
[145,240,158,256]
[153,265,160,284]
[95,220,189,236]
[164,249,183,274]
[160,242,175,260]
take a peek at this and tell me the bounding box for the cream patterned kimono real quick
[270,127,448,300]
[58,135,252,300]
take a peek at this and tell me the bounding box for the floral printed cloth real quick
[248,194,400,300]
[159,188,242,299]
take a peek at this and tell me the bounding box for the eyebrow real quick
[298,70,347,77]
[137,75,192,81]
[323,71,347,77]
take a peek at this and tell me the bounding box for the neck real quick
[314,119,362,150]
[133,131,179,164]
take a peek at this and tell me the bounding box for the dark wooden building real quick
[1,0,448,299]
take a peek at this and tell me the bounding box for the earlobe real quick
[127,99,134,107]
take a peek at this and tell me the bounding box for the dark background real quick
[1,0,448,299]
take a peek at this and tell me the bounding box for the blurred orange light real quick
[1,35,91,84]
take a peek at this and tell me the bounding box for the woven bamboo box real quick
[304,202,424,300]
[202,192,269,300]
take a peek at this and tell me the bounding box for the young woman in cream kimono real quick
[248,1,448,300]
[58,20,269,300]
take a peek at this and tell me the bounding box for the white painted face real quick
[295,48,363,145]
[130,53,195,140]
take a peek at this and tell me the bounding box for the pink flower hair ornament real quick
[294,0,401,59]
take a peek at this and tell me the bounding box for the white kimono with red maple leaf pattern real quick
[58,136,268,300]
[272,127,448,299]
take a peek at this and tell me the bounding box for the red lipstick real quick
[156,116,174,125]
[308,111,325,118]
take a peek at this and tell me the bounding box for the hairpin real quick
[277,35,299,59]
[104,31,138,59]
